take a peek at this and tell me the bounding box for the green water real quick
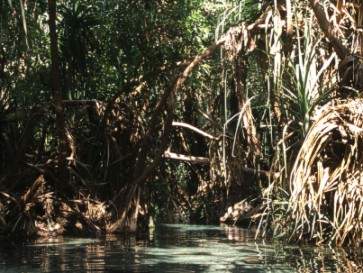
[0,224,362,272]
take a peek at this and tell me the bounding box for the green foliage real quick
[0,0,355,241]
[281,15,335,138]
[58,0,100,98]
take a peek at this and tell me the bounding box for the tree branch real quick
[163,150,270,177]
[164,150,210,164]
[172,121,217,140]
[309,0,349,59]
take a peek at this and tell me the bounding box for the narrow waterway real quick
[0,224,362,272]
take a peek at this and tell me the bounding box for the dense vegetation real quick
[1,0,363,246]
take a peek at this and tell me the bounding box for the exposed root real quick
[0,175,111,237]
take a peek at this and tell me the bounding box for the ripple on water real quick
[0,224,360,273]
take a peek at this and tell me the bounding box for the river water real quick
[0,224,362,272]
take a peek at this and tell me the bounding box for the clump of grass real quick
[288,99,363,246]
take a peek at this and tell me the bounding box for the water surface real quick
[0,224,362,272]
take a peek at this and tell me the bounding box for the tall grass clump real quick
[256,3,338,241]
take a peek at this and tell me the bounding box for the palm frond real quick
[289,99,363,246]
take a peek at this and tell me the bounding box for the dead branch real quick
[164,149,270,177]
[172,121,217,140]
[164,150,210,164]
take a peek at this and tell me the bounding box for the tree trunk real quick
[108,36,227,233]
[48,0,70,194]
[309,0,349,59]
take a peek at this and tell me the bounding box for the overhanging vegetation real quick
[1,0,363,245]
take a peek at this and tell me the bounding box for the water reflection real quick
[0,224,363,272]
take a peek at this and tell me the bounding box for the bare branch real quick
[164,150,210,164]
[172,121,217,140]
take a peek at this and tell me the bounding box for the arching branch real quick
[309,0,349,59]
[172,121,217,140]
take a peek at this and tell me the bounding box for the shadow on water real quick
[0,224,363,272]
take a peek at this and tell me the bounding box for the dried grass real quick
[289,99,363,246]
